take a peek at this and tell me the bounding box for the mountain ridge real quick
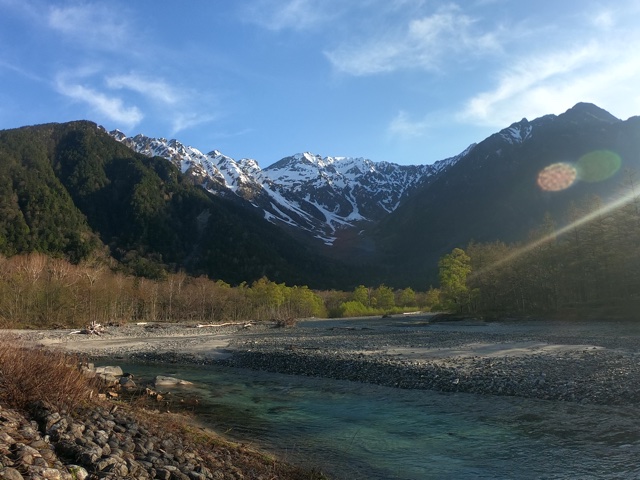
[0,102,637,290]
[365,102,640,287]
[110,131,465,245]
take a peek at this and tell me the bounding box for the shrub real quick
[0,336,95,412]
[337,301,377,317]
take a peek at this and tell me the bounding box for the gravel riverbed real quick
[216,316,640,405]
[21,314,640,406]
[5,315,640,478]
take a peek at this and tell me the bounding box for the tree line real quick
[0,253,438,328]
[436,171,640,316]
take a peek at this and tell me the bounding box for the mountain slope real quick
[1,103,637,291]
[111,133,462,245]
[0,121,351,288]
[368,103,640,287]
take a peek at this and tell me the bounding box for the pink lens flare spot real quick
[537,163,577,191]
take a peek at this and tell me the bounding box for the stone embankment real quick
[1,396,323,480]
[0,401,217,480]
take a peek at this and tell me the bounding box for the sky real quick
[1,0,640,167]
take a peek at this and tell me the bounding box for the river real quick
[119,361,640,479]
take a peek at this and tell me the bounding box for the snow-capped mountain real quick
[110,131,466,244]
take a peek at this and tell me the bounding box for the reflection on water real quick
[120,362,640,480]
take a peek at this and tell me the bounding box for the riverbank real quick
[6,315,640,479]
[0,400,326,480]
[17,314,640,405]
[0,329,328,480]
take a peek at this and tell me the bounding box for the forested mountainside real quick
[0,103,638,291]
[0,121,352,288]
[364,103,640,288]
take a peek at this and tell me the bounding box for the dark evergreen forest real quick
[0,121,351,289]
[437,172,640,316]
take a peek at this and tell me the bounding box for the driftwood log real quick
[69,320,105,335]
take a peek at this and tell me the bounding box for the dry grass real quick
[0,335,96,413]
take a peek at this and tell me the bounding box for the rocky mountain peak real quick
[560,102,620,124]
[110,134,458,245]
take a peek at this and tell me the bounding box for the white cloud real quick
[458,29,640,127]
[325,5,501,76]
[56,75,143,129]
[388,111,431,138]
[106,74,182,106]
[170,112,217,136]
[460,43,601,124]
[591,10,615,30]
[48,4,131,50]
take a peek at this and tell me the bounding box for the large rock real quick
[94,366,123,377]
[0,467,24,480]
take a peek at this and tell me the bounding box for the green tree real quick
[396,287,416,307]
[352,285,370,306]
[373,284,395,310]
[438,248,471,311]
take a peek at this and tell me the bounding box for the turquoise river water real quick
[117,362,640,479]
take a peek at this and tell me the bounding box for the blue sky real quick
[1,0,639,167]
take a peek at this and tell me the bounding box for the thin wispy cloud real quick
[48,4,132,51]
[0,59,44,83]
[460,43,602,125]
[170,112,217,137]
[458,16,640,127]
[388,111,431,139]
[325,5,501,76]
[106,73,182,106]
[55,74,143,130]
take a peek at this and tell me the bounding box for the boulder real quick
[94,366,123,377]
[119,377,137,389]
[66,465,88,480]
[0,467,24,480]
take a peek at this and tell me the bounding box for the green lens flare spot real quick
[576,150,621,183]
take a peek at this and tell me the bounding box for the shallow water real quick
[117,361,640,479]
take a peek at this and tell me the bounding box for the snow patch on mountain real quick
[500,120,533,144]
[110,131,461,245]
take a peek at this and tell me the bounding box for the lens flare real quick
[576,150,621,183]
[469,187,640,282]
[537,162,577,191]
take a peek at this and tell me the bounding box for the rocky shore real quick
[5,315,640,478]
[0,324,327,480]
[1,398,326,480]
[27,315,640,406]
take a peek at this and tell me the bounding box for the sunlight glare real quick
[470,187,639,281]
